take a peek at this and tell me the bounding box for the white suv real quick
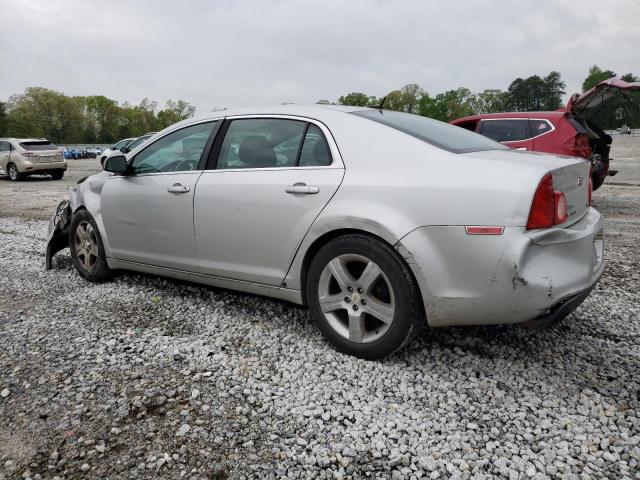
[0,138,67,181]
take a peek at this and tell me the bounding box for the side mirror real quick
[104,155,128,174]
[119,146,127,153]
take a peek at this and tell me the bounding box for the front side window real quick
[0,142,9,152]
[529,119,553,136]
[480,119,531,142]
[353,110,506,154]
[131,122,216,174]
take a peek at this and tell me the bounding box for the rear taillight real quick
[588,169,593,206]
[22,151,37,157]
[526,173,568,230]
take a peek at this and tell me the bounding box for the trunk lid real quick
[566,77,640,124]
[550,160,591,226]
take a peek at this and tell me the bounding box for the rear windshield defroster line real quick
[352,110,507,154]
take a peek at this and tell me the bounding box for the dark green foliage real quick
[582,65,616,92]
[2,87,196,143]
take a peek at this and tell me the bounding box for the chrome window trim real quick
[479,117,556,143]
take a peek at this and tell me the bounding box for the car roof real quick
[171,104,372,127]
[451,111,566,124]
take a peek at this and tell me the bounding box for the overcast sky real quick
[1,0,638,113]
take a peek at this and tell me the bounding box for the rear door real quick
[193,116,344,286]
[479,119,534,151]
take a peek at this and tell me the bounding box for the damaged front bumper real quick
[45,200,72,270]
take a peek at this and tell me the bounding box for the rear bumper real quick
[396,207,604,327]
[520,284,595,330]
[19,160,67,173]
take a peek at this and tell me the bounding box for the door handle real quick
[167,183,190,194]
[285,183,319,195]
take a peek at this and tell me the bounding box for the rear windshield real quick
[352,110,507,154]
[20,141,58,151]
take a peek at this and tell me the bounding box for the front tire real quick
[8,163,23,181]
[69,210,111,282]
[305,234,424,360]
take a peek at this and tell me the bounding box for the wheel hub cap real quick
[318,253,395,344]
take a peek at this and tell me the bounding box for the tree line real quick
[319,66,639,127]
[0,66,637,143]
[0,87,196,144]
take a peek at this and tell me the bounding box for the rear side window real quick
[352,110,506,154]
[20,141,58,151]
[216,119,332,169]
[299,125,332,166]
[529,119,553,136]
[480,119,531,142]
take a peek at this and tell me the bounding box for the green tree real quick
[472,89,508,114]
[156,99,196,129]
[621,73,639,82]
[582,65,616,91]
[542,71,566,110]
[338,92,371,107]
[0,102,8,136]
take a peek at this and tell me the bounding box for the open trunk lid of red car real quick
[566,77,640,122]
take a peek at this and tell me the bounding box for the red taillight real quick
[22,151,37,157]
[527,173,568,230]
[588,170,593,206]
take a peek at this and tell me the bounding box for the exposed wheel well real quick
[299,228,416,307]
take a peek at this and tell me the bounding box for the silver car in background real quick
[0,138,67,180]
[46,105,604,359]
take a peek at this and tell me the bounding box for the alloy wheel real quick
[74,221,99,270]
[317,254,395,343]
[8,164,18,181]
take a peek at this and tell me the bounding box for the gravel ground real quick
[0,138,639,479]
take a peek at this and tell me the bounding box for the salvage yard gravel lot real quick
[1,137,639,479]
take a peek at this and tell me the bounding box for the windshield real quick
[20,141,58,151]
[353,110,507,154]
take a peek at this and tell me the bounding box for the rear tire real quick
[51,170,65,180]
[69,210,112,282]
[305,234,424,360]
[7,163,23,181]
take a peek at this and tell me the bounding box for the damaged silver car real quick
[46,105,604,359]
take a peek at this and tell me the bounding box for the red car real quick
[451,78,640,190]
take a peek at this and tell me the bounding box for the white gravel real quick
[0,192,639,478]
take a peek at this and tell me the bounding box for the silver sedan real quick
[46,105,604,359]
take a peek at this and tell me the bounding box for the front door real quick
[101,121,219,271]
[194,117,344,286]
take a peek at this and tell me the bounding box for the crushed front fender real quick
[45,200,72,270]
